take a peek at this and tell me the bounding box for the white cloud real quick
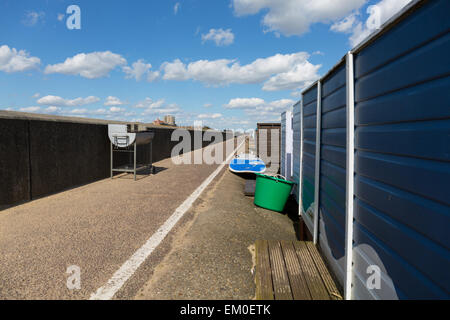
[232,0,366,36]
[142,103,181,115]
[104,96,126,106]
[348,22,371,47]
[109,107,124,113]
[91,108,109,115]
[262,62,321,91]
[162,59,189,81]
[65,107,136,119]
[133,97,182,116]
[19,106,41,113]
[37,95,100,107]
[201,28,235,46]
[44,51,127,79]
[203,103,213,108]
[22,11,45,26]
[203,116,254,131]
[174,2,181,15]
[162,52,320,91]
[0,45,40,73]
[122,59,160,82]
[223,97,294,123]
[16,105,61,115]
[330,13,357,33]
[69,108,88,115]
[14,102,141,121]
[332,0,412,47]
[224,97,265,109]
[133,97,165,109]
[198,113,222,119]
[224,97,294,112]
[90,107,130,116]
[290,90,302,98]
[44,106,62,114]
[146,70,160,82]
[32,93,40,99]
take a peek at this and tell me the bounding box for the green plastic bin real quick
[254,173,295,212]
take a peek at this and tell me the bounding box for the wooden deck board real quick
[255,240,274,300]
[268,241,293,300]
[293,241,330,300]
[280,241,312,300]
[255,240,342,300]
[306,241,343,300]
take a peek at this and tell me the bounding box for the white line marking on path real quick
[90,139,245,300]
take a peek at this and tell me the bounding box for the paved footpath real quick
[135,164,298,300]
[0,139,242,299]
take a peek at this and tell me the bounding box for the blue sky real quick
[0,0,411,130]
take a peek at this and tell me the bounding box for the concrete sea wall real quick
[0,113,228,207]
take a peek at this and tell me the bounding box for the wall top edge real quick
[0,110,222,132]
[295,0,424,103]
[351,0,424,54]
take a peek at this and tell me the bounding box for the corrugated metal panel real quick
[301,84,318,232]
[352,0,450,300]
[292,102,302,202]
[318,61,347,286]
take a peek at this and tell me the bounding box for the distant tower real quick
[164,115,176,126]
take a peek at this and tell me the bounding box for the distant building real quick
[164,115,176,126]
[153,118,166,125]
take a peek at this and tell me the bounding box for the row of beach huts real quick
[277,0,449,300]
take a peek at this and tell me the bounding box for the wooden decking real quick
[255,240,342,300]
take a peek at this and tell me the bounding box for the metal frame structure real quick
[344,52,355,300]
[298,99,304,218]
[110,138,154,181]
[298,81,320,239]
[313,80,322,245]
[281,110,294,181]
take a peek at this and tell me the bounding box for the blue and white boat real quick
[229,153,266,174]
